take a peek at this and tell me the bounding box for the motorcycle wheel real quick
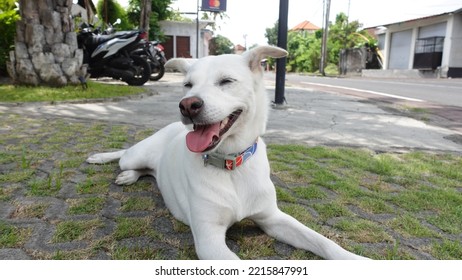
[150,62,165,81]
[125,55,151,86]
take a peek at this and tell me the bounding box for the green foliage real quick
[267,12,374,73]
[96,0,133,30]
[0,0,20,76]
[286,32,321,73]
[209,34,234,55]
[265,20,278,46]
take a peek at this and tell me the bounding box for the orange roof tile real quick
[290,20,320,31]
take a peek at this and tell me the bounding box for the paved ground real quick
[1,73,461,260]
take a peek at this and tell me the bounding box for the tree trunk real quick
[140,0,152,40]
[7,0,84,87]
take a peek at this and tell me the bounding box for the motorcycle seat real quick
[89,31,139,49]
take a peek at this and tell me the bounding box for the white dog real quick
[87,46,368,260]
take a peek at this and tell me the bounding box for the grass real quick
[268,144,462,259]
[0,112,461,259]
[0,80,147,102]
[67,197,106,215]
[52,219,103,243]
[0,222,31,248]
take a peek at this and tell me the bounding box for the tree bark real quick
[7,0,84,87]
[140,0,152,40]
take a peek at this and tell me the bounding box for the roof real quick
[366,6,462,29]
[290,20,320,31]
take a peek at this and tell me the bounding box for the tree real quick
[139,0,152,37]
[7,0,83,87]
[266,12,373,73]
[326,12,370,66]
[264,20,278,46]
[209,34,233,55]
[127,0,172,40]
[96,0,132,30]
[0,0,20,76]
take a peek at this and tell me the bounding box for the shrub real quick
[0,0,20,76]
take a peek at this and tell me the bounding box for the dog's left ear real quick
[165,58,196,74]
[243,46,288,73]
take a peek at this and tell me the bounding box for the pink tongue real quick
[186,122,221,152]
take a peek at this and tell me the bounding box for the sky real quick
[116,0,462,46]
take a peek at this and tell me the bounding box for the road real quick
[270,73,462,107]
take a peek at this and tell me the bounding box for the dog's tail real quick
[86,150,126,164]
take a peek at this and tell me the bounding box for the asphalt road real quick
[272,73,462,107]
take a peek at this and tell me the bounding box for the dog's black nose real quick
[179,96,204,118]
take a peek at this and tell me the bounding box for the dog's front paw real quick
[115,170,140,185]
[86,154,105,164]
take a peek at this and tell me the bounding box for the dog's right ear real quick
[243,46,288,73]
[165,58,195,74]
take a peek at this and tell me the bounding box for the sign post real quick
[275,0,289,105]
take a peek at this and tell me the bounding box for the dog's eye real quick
[218,78,235,87]
[184,82,193,88]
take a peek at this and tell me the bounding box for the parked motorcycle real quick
[131,40,167,81]
[77,23,151,86]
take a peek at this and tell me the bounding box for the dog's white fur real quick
[87,46,368,260]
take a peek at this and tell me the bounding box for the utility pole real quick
[320,0,331,76]
[274,0,289,106]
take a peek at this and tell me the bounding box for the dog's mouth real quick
[186,110,242,153]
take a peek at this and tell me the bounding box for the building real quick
[290,20,320,35]
[373,7,462,78]
[159,20,214,59]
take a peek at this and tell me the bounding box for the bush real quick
[0,0,20,76]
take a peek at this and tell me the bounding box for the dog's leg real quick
[253,209,369,260]
[115,169,151,185]
[86,150,126,164]
[192,223,240,260]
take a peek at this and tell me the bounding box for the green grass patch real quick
[112,246,166,260]
[27,174,62,196]
[313,202,353,221]
[237,234,276,259]
[334,218,393,243]
[293,185,327,200]
[123,180,153,193]
[52,219,103,243]
[0,81,147,102]
[432,239,462,259]
[76,177,110,194]
[275,186,297,203]
[120,196,155,212]
[12,203,48,219]
[0,222,31,248]
[68,197,106,215]
[388,215,439,238]
[113,217,162,240]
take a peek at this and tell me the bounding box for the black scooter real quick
[77,23,151,86]
[131,39,167,81]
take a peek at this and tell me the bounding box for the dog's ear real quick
[165,58,195,74]
[243,46,288,73]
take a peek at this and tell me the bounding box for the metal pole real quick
[275,0,289,105]
[320,0,331,76]
[196,0,199,58]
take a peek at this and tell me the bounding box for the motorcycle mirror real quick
[114,18,121,25]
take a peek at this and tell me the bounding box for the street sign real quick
[201,0,227,12]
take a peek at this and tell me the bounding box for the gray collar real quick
[202,141,258,170]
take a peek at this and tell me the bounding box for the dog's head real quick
[165,46,287,154]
